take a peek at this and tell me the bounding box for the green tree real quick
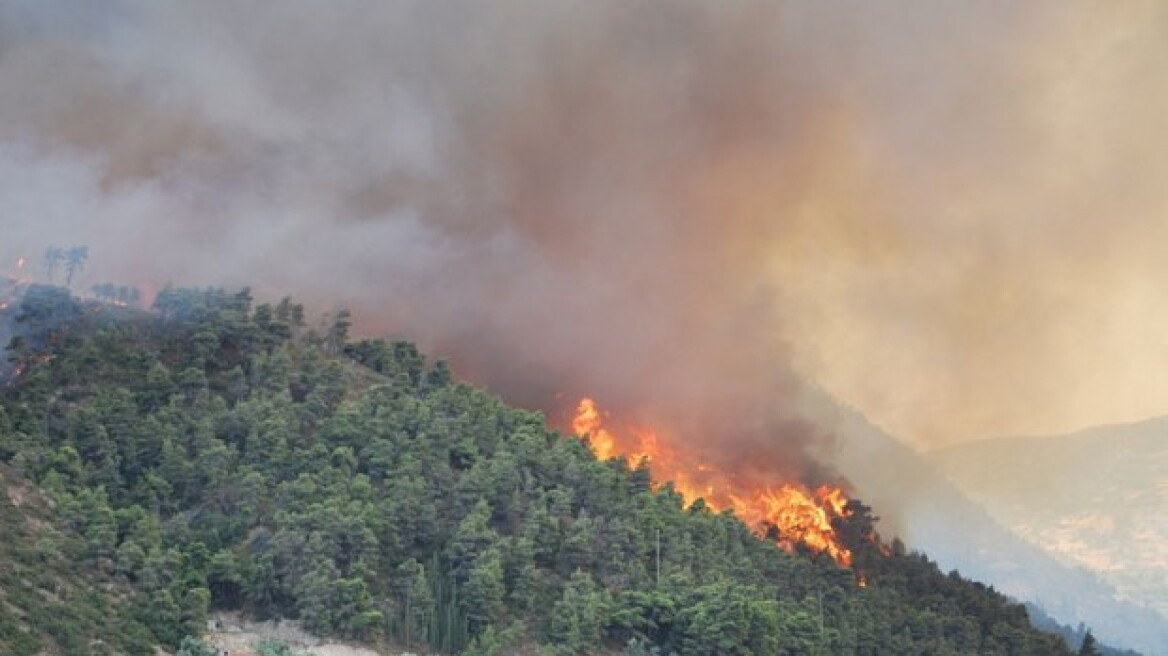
[449,500,499,584]
[326,309,352,354]
[176,636,218,656]
[296,558,341,634]
[463,548,506,635]
[548,570,610,655]
[674,579,780,656]
[1078,631,1101,656]
[395,559,434,648]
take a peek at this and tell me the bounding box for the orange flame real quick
[572,398,854,567]
[572,398,617,460]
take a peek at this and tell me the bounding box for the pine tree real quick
[1078,630,1101,656]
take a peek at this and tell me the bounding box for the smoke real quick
[2,1,1168,480]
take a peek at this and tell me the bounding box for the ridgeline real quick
[0,284,1091,654]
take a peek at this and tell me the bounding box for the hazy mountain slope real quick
[928,420,1168,618]
[814,397,1168,655]
[1027,604,1141,656]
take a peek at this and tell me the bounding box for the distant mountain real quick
[928,419,1168,620]
[811,396,1168,655]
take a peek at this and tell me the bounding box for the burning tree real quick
[571,397,884,571]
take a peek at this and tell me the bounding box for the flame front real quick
[572,398,617,460]
[572,397,854,567]
[729,485,853,567]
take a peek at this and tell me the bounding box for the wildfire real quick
[572,398,616,460]
[572,397,855,567]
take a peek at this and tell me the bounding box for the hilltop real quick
[0,284,1084,654]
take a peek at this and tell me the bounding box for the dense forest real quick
[0,284,1091,654]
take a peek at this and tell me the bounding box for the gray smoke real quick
[2,1,1167,483]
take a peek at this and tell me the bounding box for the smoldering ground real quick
[3,1,1168,489]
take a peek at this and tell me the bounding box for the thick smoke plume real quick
[2,1,1168,481]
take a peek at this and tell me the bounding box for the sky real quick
[2,0,1168,460]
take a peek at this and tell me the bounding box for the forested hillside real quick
[0,463,157,655]
[0,285,1080,654]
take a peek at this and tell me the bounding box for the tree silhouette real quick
[64,246,89,289]
[1078,631,1101,655]
[43,246,64,283]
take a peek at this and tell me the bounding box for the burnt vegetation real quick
[0,287,1094,655]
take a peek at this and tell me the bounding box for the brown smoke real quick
[2,0,1168,475]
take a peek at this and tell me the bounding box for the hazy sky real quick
[2,1,1168,456]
